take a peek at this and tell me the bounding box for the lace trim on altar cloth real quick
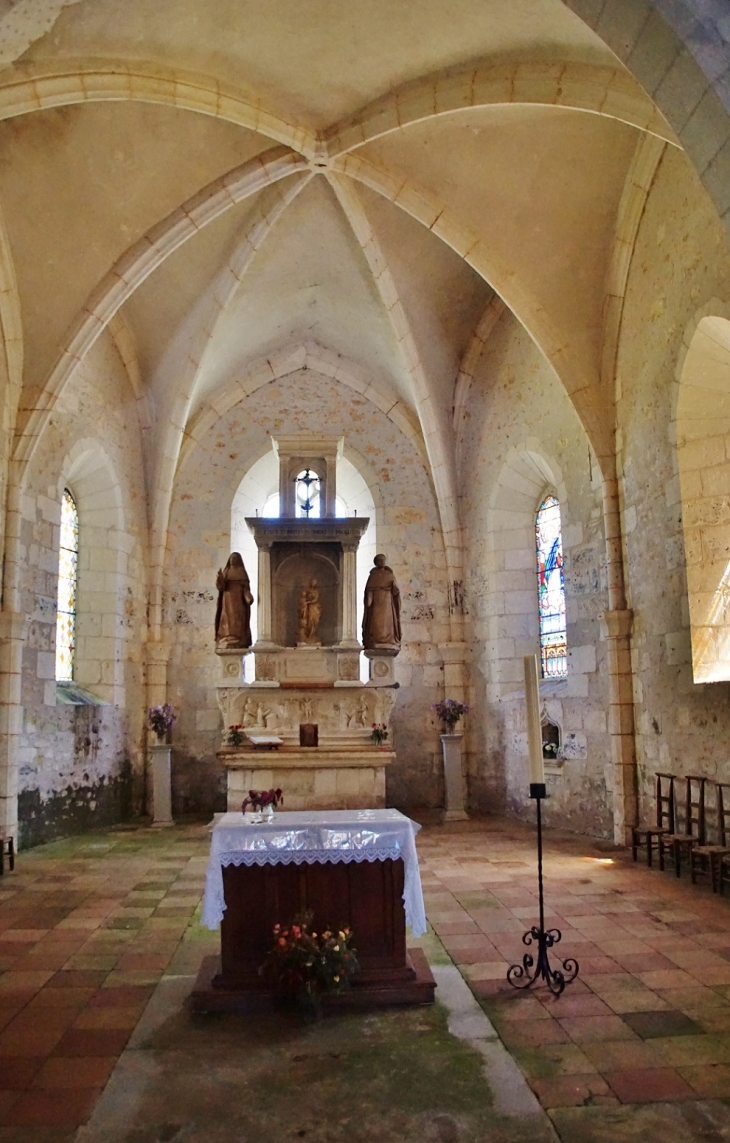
[201,829,427,936]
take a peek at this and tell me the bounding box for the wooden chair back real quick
[708,781,730,847]
[654,772,676,832]
[677,774,707,843]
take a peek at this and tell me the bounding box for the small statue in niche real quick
[297,579,322,645]
[362,554,401,649]
[215,553,254,648]
[300,696,314,722]
[255,702,272,729]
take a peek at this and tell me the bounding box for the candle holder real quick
[507,782,579,997]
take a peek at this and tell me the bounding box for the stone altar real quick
[216,435,401,811]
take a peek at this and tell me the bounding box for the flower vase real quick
[440,731,468,822]
[262,803,275,822]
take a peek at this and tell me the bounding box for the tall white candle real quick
[524,654,545,786]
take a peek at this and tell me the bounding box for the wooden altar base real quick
[190,855,435,1013]
[189,947,435,1013]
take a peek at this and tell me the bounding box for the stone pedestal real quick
[364,647,398,686]
[150,743,173,827]
[440,733,468,822]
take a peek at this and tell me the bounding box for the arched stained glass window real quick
[536,494,567,678]
[55,489,79,682]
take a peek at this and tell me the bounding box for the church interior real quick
[2,0,730,1138]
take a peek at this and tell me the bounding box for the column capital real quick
[604,609,633,640]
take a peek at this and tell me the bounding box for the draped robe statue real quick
[215,553,253,648]
[362,554,401,649]
[297,579,322,644]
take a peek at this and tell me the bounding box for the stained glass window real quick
[55,489,79,682]
[295,469,321,518]
[536,494,567,678]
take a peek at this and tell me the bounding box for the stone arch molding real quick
[56,439,132,705]
[674,300,730,683]
[482,442,567,701]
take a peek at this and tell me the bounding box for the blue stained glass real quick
[536,494,567,679]
[55,489,78,681]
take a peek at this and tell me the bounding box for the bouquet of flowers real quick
[148,703,176,742]
[260,910,359,1014]
[241,788,283,813]
[431,697,469,731]
[224,724,246,748]
[370,722,388,746]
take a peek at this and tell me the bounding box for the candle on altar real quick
[523,654,545,786]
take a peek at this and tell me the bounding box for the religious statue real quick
[362,554,401,649]
[297,578,322,644]
[215,553,253,648]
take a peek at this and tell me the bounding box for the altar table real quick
[192,809,435,1010]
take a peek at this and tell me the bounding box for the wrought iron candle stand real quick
[507,783,579,997]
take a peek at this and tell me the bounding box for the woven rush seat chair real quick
[0,834,14,876]
[659,773,707,878]
[632,772,676,869]
[690,781,730,892]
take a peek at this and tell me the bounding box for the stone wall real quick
[459,309,613,837]
[165,368,449,815]
[16,334,148,846]
[617,144,730,819]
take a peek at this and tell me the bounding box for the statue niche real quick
[272,544,340,647]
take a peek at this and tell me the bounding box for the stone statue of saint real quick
[297,579,322,644]
[362,554,401,649]
[215,553,253,648]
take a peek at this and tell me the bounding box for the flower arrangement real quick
[241,788,283,813]
[370,722,388,746]
[224,724,246,748]
[431,697,469,732]
[260,910,359,1013]
[148,703,176,742]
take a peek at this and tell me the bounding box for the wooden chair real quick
[690,781,730,891]
[659,774,707,877]
[0,834,14,876]
[631,772,676,868]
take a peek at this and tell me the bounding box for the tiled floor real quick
[4,814,730,1136]
[417,816,730,1113]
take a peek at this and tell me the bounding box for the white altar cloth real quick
[201,808,427,935]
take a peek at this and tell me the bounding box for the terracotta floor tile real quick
[89,985,154,1007]
[6,1084,101,1126]
[638,968,699,990]
[0,1024,66,1057]
[0,1056,45,1089]
[679,1063,730,1097]
[46,970,109,989]
[53,1028,130,1056]
[512,1042,597,1077]
[529,1073,611,1108]
[582,1038,665,1070]
[605,1067,695,1103]
[26,988,97,1010]
[539,993,613,1018]
[650,1034,730,1065]
[623,1009,704,1038]
[73,1006,141,1030]
[601,989,670,1014]
[33,1055,116,1088]
[558,1014,638,1043]
[499,1019,570,1048]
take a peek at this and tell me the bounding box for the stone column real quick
[340,547,359,648]
[144,641,172,817]
[605,608,637,846]
[256,545,274,646]
[0,609,27,844]
[150,743,173,827]
[441,733,468,822]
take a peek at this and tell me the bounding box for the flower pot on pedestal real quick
[149,742,173,827]
[440,733,468,822]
